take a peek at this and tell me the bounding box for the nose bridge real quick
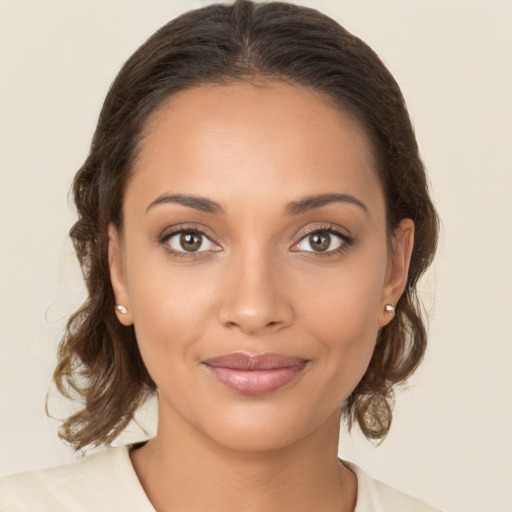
[218,240,293,334]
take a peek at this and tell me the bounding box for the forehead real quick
[128,81,384,214]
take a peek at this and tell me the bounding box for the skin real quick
[109,81,414,512]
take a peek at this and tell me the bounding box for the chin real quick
[193,401,340,454]
[205,423,306,454]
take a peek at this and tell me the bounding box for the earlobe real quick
[108,224,133,326]
[378,219,414,326]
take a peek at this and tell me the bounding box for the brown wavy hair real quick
[51,0,439,451]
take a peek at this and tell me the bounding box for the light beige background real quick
[1,1,511,511]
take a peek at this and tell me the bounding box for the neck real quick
[130,404,357,512]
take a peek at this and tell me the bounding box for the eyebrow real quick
[146,192,367,216]
[286,193,368,215]
[146,193,225,214]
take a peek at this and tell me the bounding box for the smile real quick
[202,352,309,395]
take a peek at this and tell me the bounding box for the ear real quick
[378,218,415,327]
[108,224,133,326]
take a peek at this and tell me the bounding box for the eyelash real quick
[158,225,220,259]
[158,224,354,259]
[291,224,354,258]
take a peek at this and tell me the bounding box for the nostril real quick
[218,300,294,335]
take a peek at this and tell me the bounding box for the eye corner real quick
[158,225,222,257]
[290,225,355,257]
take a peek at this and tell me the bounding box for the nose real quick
[217,249,294,336]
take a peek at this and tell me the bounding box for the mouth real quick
[202,352,309,395]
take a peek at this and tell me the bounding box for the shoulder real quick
[0,445,154,512]
[343,460,443,512]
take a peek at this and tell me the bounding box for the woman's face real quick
[110,82,413,451]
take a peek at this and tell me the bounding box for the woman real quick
[0,1,440,510]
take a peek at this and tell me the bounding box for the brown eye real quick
[294,229,344,254]
[180,231,202,251]
[166,229,219,253]
[308,232,331,252]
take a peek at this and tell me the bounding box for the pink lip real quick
[202,353,308,395]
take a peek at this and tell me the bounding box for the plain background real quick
[1,1,511,511]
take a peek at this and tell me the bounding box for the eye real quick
[166,229,219,253]
[294,229,345,253]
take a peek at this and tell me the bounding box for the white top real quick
[0,445,441,512]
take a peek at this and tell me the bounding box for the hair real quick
[51,0,439,451]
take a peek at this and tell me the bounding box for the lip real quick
[202,352,309,395]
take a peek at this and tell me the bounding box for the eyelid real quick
[158,224,222,254]
[157,222,353,257]
[290,223,354,254]
[168,231,217,253]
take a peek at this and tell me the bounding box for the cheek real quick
[297,252,387,338]
[124,253,220,371]
[313,294,378,393]
[294,251,387,387]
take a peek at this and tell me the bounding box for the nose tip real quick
[222,307,286,335]
[217,264,294,336]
